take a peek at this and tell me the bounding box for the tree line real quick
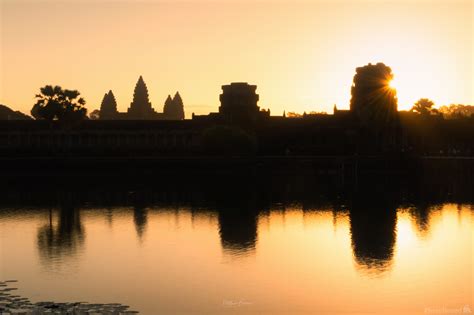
[409,98,473,118]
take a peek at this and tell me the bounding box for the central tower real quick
[127,76,156,119]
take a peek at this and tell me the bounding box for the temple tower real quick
[350,63,398,122]
[99,90,118,119]
[218,82,260,123]
[163,92,185,120]
[172,92,185,120]
[127,76,155,119]
[163,95,173,117]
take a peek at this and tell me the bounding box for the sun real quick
[389,78,398,90]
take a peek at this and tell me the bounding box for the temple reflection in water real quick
[33,208,381,270]
[0,167,471,279]
[29,199,454,276]
[349,199,397,273]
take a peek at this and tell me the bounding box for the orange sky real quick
[1,0,472,117]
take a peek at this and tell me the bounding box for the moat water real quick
[0,173,472,315]
[1,203,472,314]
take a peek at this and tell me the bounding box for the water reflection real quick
[0,170,471,314]
[217,207,258,255]
[410,204,432,236]
[133,206,148,241]
[106,208,114,226]
[211,176,262,256]
[0,171,470,277]
[349,199,397,274]
[26,193,470,276]
[1,198,471,314]
[31,199,402,275]
[37,202,85,264]
[407,203,446,238]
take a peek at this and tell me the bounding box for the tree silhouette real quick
[287,112,302,118]
[37,204,85,264]
[89,109,100,120]
[438,104,474,119]
[411,98,438,116]
[31,85,87,121]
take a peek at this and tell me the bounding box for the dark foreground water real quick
[0,171,472,315]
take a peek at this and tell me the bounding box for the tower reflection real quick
[26,172,463,274]
[408,203,439,237]
[133,206,148,241]
[217,207,259,255]
[349,197,397,274]
[213,176,263,256]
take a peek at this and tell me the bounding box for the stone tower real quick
[219,82,260,123]
[350,63,399,151]
[163,95,173,116]
[172,92,185,120]
[350,63,398,123]
[127,76,155,119]
[163,92,185,120]
[99,90,118,120]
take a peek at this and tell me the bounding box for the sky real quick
[0,0,472,117]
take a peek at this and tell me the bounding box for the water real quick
[1,198,472,314]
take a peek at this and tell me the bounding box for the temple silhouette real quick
[99,76,185,120]
[0,63,473,159]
